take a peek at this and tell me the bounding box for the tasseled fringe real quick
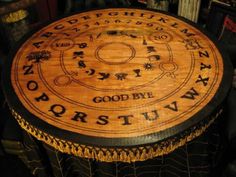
[11,108,222,163]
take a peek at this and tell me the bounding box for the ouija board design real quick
[4,9,232,161]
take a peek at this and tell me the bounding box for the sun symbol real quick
[143,63,154,70]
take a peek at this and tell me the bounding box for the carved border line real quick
[11,108,222,163]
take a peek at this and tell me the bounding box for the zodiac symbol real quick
[73,51,84,59]
[147,46,156,53]
[98,73,110,80]
[78,60,86,68]
[115,73,128,80]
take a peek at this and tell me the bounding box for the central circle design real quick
[95,42,136,65]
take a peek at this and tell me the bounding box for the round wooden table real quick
[2,8,233,167]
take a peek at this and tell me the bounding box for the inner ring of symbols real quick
[54,27,192,93]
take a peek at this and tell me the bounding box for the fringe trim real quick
[11,108,222,163]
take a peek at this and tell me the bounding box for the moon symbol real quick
[86,69,95,75]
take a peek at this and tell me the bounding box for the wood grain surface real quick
[4,9,231,149]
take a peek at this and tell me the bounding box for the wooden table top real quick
[2,8,233,162]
